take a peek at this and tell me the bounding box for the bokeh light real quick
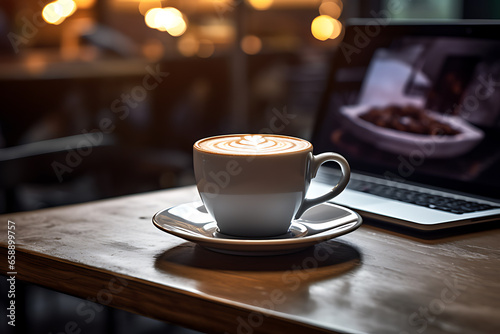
[241,35,262,55]
[58,0,77,17]
[311,15,335,41]
[167,17,187,37]
[142,39,165,61]
[42,2,63,25]
[144,7,187,37]
[138,0,162,16]
[24,53,47,75]
[74,0,96,9]
[144,8,162,29]
[246,0,274,10]
[319,0,343,19]
[177,34,199,57]
[42,3,64,25]
[329,18,342,39]
[155,7,182,31]
[42,0,78,25]
[311,14,342,41]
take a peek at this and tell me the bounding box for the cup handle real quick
[295,152,350,219]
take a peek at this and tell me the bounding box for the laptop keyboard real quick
[348,179,497,214]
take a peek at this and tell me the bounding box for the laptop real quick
[309,20,500,231]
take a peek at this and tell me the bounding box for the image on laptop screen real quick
[313,22,500,200]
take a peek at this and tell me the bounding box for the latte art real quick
[196,135,311,155]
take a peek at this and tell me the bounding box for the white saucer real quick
[152,201,362,256]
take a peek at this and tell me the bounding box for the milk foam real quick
[196,135,311,155]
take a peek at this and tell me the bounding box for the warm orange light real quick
[74,0,96,9]
[167,17,187,37]
[144,7,162,29]
[142,39,165,61]
[311,15,335,41]
[212,0,233,10]
[319,0,342,19]
[177,34,199,57]
[42,2,66,25]
[155,8,181,31]
[241,35,262,55]
[138,0,162,15]
[144,7,187,36]
[58,0,77,17]
[329,18,342,39]
[42,0,77,25]
[247,0,273,10]
[198,24,235,43]
[162,7,183,20]
[24,53,47,74]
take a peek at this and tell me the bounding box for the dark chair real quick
[0,133,192,213]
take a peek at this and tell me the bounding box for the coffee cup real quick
[193,134,350,238]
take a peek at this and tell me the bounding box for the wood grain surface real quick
[0,186,499,334]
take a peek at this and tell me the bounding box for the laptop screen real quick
[313,21,500,200]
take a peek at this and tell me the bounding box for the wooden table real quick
[1,186,499,334]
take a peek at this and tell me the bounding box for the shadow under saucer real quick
[153,240,362,311]
[154,239,362,273]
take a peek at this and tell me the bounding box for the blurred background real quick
[0,1,500,333]
[1,0,499,214]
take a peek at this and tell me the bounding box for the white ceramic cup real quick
[193,134,350,237]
